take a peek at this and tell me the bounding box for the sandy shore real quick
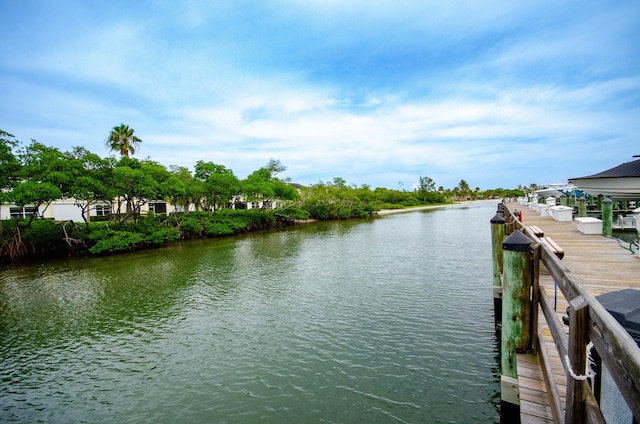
[377,199,498,216]
[376,204,447,215]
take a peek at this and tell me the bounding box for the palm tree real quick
[105,124,141,158]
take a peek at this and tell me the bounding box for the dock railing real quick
[495,202,640,424]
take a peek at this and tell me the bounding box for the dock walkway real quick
[507,202,640,423]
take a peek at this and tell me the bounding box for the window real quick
[95,205,111,216]
[9,207,37,219]
[149,202,167,214]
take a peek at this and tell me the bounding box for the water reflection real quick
[1,202,500,423]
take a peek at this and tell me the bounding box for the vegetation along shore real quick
[0,127,524,264]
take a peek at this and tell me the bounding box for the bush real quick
[88,229,144,254]
[305,203,330,220]
[338,208,352,219]
[278,206,311,220]
[144,227,181,245]
[203,222,234,237]
[180,217,202,235]
[21,219,64,246]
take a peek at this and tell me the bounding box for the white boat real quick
[569,157,640,200]
[535,183,575,199]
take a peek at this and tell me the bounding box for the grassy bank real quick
[0,200,456,264]
[0,210,296,264]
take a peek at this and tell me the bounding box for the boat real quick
[535,182,575,199]
[569,157,640,200]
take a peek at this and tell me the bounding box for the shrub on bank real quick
[277,206,311,220]
[0,210,271,261]
[88,229,144,254]
[0,200,431,263]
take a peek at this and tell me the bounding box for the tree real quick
[66,147,115,225]
[110,157,163,223]
[243,168,276,210]
[165,166,198,213]
[0,130,21,222]
[0,131,21,238]
[242,163,296,211]
[19,141,73,191]
[194,161,240,212]
[457,179,470,199]
[9,141,72,225]
[0,130,20,197]
[416,176,436,202]
[105,124,142,158]
[9,180,62,226]
[266,158,286,176]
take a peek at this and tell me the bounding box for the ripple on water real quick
[1,204,500,423]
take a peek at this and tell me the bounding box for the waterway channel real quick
[1,201,500,423]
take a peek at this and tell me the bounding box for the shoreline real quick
[377,199,497,216]
[376,204,447,215]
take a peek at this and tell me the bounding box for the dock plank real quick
[517,354,555,424]
[509,202,640,423]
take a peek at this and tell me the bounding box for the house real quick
[1,196,283,222]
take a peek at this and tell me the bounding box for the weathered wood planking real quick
[510,202,640,423]
[511,203,640,294]
[518,353,555,424]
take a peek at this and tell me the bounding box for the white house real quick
[1,196,283,222]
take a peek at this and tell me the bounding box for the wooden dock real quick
[510,203,640,296]
[497,202,640,424]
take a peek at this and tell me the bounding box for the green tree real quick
[0,130,20,195]
[165,165,199,213]
[266,158,286,176]
[9,141,72,226]
[457,179,470,199]
[19,141,73,193]
[105,123,142,158]
[243,162,296,211]
[416,176,436,202]
[243,168,276,210]
[66,147,116,225]
[9,180,62,226]
[111,157,163,222]
[194,161,240,212]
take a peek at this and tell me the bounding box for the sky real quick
[1,1,639,191]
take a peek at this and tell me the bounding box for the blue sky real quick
[1,1,639,190]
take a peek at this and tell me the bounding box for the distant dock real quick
[491,201,640,423]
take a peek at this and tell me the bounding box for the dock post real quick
[565,296,589,424]
[634,207,640,247]
[490,211,505,329]
[500,230,533,420]
[602,197,613,236]
[578,195,587,218]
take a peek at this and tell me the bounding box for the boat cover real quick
[572,159,640,180]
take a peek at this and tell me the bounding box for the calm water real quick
[1,202,500,423]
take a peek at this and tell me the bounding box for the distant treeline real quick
[0,129,524,262]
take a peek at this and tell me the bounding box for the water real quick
[1,202,500,423]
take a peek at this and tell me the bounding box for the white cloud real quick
[2,0,639,189]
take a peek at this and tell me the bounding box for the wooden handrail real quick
[503,203,640,423]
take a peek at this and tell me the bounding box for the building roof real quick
[570,158,640,180]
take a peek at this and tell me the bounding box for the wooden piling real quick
[498,201,640,424]
[491,212,505,327]
[578,196,587,218]
[501,230,533,409]
[565,295,589,424]
[601,197,612,236]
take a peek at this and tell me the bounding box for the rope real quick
[604,235,637,254]
[564,342,596,381]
